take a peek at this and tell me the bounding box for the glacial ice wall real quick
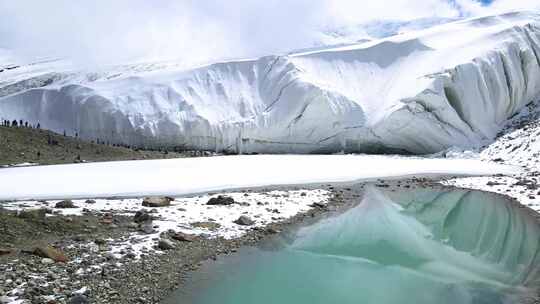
[1,11,540,153]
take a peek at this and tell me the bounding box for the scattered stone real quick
[85,199,96,204]
[101,217,113,225]
[68,294,89,304]
[41,258,55,265]
[0,248,12,256]
[134,210,152,223]
[127,222,139,229]
[266,227,280,234]
[234,215,255,226]
[55,200,76,208]
[142,197,172,207]
[18,208,47,220]
[139,222,156,234]
[94,238,107,245]
[170,232,197,242]
[191,221,221,231]
[0,296,10,304]
[310,202,326,209]
[32,245,69,262]
[158,239,175,250]
[206,195,235,206]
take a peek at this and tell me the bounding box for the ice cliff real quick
[1,11,540,154]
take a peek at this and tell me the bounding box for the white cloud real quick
[0,0,538,66]
[489,0,540,12]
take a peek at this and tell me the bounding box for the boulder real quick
[41,258,55,265]
[32,245,68,262]
[0,248,12,256]
[170,232,197,242]
[234,215,255,226]
[133,210,152,223]
[84,199,96,204]
[206,195,235,206]
[55,200,76,209]
[68,295,89,304]
[158,239,175,250]
[139,222,156,234]
[142,197,172,207]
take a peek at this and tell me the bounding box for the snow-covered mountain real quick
[1,11,540,154]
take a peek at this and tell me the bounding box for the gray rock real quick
[41,258,55,265]
[84,199,96,204]
[32,245,68,262]
[206,195,235,206]
[139,222,156,234]
[142,197,172,207]
[310,202,326,209]
[133,210,151,223]
[170,232,197,242]
[55,200,76,208]
[234,215,255,226]
[158,239,175,250]
[0,296,10,304]
[191,221,221,230]
[94,238,107,245]
[0,248,12,256]
[68,294,89,304]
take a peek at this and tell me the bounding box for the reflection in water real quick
[164,186,540,304]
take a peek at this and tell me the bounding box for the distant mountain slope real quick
[1,11,540,154]
[0,125,194,166]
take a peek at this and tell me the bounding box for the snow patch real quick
[445,99,540,211]
[0,154,518,201]
[2,189,329,258]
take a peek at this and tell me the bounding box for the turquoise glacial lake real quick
[164,186,540,304]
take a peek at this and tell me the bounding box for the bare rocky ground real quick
[0,126,214,167]
[0,183,363,304]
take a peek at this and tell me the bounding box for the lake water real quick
[164,186,540,304]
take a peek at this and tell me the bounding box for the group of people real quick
[1,119,40,129]
[1,118,189,155]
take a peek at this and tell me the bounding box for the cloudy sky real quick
[0,0,538,66]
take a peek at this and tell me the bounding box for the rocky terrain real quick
[0,126,213,167]
[0,184,346,304]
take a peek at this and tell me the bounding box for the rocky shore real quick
[0,183,358,304]
[2,178,539,304]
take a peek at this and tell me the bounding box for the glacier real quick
[1,11,540,154]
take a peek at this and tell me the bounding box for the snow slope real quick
[0,154,518,201]
[445,97,540,212]
[1,11,540,153]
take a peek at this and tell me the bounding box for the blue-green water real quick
[164,186,540,304]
